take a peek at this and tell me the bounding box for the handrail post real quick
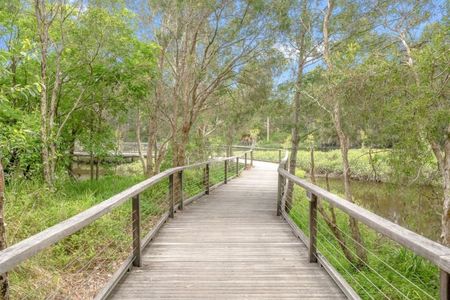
[204,163,210,194]
[224,160,228,184]
[277,173,283,216]
[278,149,281,163]
[169,174,174,218]
[132,194,142,267]
[309,193,318,263]
[244,152,247,168]
[250,150,253,167]
[441,270,450,300]
[178,170,184,210]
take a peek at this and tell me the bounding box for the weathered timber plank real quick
[109,161,345,299]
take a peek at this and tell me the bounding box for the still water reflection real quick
[314,177,442,241]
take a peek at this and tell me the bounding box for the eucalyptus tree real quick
[311,0,388,264]
[377,1,450,244]
[147,0,271,167]
[31,0,149,183]
[219,57,277,155]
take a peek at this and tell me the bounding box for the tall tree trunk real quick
[399,33,450,246]
[323,0,366,265]
[67,129,76,178]
[48,45,62,183]
[310,146,315,182]
[136,109,147,175]
[286,0,308,212]
[333,104,367,264]
[145,115,157,176]
[0,161,9,300]
[430,126,450,245]
[35,0,52,186]
[311,146,356,264]
[173,127,190,167]
[89,152,94,181]
[95,158,99,180]
[226,127,234,157]
[442,150,450,246]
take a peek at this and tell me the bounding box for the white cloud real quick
[273,42,299,61]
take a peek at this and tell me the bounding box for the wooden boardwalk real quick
[109,161,345,299]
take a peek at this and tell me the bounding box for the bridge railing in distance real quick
[0,150,253,299]
[277,153,449,300]
[231,145,284,163]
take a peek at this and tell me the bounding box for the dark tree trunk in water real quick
[0,161,9,299]
[311,147,356,263]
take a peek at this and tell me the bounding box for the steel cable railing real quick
[0,150,253,299]
[277,153,446,300]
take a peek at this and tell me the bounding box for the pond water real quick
[314,177,442,242]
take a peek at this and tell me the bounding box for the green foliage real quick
[0,103,41,178]
[290,188,439,299]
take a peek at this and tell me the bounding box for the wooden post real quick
[169,174,174,218]
[204,163,210,195]
[236,157,239,176]
[224,160,228,184]
[250,150,253,167]
[277,174,283,216]
[278,149,281,163]
[441,269,450,300]
[244,153,247,168]
[309,193,318,263]
[178,170,184,210]
[132,194,142,267]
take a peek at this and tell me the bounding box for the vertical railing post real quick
[204,163,210,194]
[278,149,281,162]
[132,194,142,267]
[441,270,450,300]
[277,174,283,216]
[224,160,228,184]
[309,193,318,263]
[244,152,247,168]
[250,150,253,167]
[236,157,240,176]
[169,174,174,218]
[178,170,184,210]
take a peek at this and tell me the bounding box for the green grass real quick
[288,186,439,299]
[5,160,244,299]
[252,147,436,184]
[251,148,391,179]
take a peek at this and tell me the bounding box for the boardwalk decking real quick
[110,162,345,299]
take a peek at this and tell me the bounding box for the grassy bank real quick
[5,160,242,298]
[251,148,437,184]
